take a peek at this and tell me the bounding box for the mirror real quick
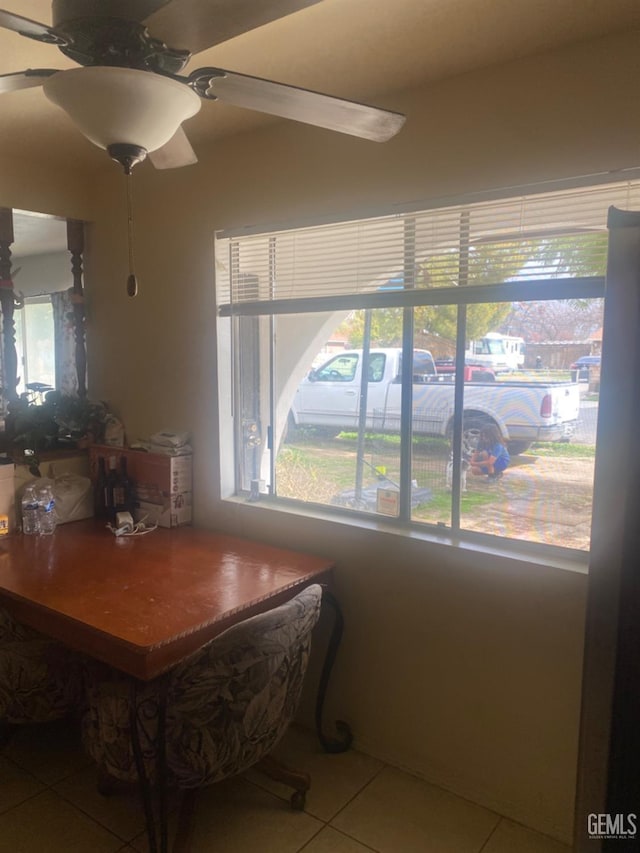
[0,207,86,413]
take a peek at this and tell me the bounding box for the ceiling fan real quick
[0,0,406,172]
[0,1,406,297]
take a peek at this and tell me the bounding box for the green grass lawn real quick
[527,441,595,458]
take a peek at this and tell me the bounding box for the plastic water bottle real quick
[37,484,57,535]
[21,485,40,535]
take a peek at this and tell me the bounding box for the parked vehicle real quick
[290,348,580,455]
[466,333,525,372]
[570,355,601,381]
[434,358,496,382]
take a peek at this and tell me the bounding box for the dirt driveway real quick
[458,454,594,550]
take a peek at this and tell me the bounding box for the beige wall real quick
[0,153,95,222]
[2,30,639,842]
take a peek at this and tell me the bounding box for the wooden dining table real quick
[0,518,350,853]
[0,518,334,678]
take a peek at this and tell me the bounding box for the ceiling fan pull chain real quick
[106,145,148,297]
[125,171,138,298]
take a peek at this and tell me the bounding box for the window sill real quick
[222,495,589,576]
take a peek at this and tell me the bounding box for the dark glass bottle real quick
[94,456,108,518]
[117,456,134,514]
[106,455,120,521]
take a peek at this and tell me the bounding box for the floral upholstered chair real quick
[81,584,323,821]
[0,606,83,729]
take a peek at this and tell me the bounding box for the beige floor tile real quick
[482,819,571,853]
[2,720,91,785]
[332,766,499,853]
[0,789,123,853]
[245,725,384,822]
[0,755,45,814]
[53,765,147,843]
[130,776,323,853]
[300,825,378,852]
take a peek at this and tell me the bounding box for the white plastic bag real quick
[50,474,94,524]
[103,415,125,447]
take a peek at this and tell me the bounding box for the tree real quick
[501,233,607,341]
[417,303,511,345]
[340,232,608,347]
[504,299,604,342]
[343,307,403,347]
[344,240,534,346]
[530,232,607,278]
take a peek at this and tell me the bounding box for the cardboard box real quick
[15,453,94,527]
[89,445,192,528]
[0,461,16,534]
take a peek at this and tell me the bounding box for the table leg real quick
[129,680,158,853]
[315,589,353,754]
[129,677,170,853]
[157,678,169,853]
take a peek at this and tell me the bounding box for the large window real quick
[216,179,640,556]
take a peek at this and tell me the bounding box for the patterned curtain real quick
[51,288,78,396]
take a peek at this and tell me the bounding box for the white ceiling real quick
[11,209,68,258]
[1,0,638,255]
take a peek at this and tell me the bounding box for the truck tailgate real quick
[550,383,581,424]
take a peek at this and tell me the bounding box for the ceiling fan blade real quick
[122,0,172,17]
[148,126,198,169]
[146,0,323,55]
[51,0,171,27]
[0,9,65,44]
[0,69,58,93]
[190,68,406,142]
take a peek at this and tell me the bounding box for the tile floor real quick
[0,720,572,853]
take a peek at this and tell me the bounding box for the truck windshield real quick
[475,338,506,355]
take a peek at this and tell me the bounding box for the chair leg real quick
[255,754,310,810]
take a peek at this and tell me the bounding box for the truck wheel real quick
[506,440,531,456]
[461,416,494,455]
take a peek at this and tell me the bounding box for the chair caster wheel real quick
[290,790,306,811]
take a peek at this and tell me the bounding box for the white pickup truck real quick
[289,348,580,454]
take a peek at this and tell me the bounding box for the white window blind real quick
[216,179,640,310]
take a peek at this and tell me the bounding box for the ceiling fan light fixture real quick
[42,66,201,154]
